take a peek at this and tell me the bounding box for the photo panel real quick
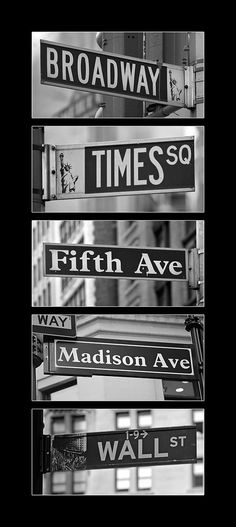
[32,31,204,119]
[32,219,204,308]
[32,313,204,402]
[32,125,204,213]
[32,408,204,495]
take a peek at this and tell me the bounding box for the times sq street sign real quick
[42,137,195,200]
[50,426,197,471]
[40,40,188,106]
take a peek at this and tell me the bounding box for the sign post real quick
[50,426,197,472]
[42,137,195,201]
[43,337,199,381]
[43,243,188,282]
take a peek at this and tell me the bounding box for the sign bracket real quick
[188,248,200,289]
[40,435,51,473]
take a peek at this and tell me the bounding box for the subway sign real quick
[40,40,185,106]
[43,337,198,381]
[44,137,195,200]
[50,426,197,471]
[43,243,188,281]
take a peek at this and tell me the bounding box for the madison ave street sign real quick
[50,426,197,471]
[43,137,195,200]
[40,40,186,106]
[43,337,198,380]
[43,243,188,281]
[32,314,76,337]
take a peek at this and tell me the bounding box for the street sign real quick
[40,40,185,106]
[43,337,198,381]
[32,314,76,337]
[43,137,195,200]
[50,426,197,471]
[43,243,188,281]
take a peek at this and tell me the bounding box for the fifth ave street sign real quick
[44,137,195,200]
[51,426,197,471]
[40,40,185,106]
[43,243,188,281]
[32,314,76,337]
[43,337,198,380]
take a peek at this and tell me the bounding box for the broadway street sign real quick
[43,337,198,380]
[43,243,188,281]
[40,40,185,106]
[32,314,76,337]
[43,137,195,200]
[50,426,197,471]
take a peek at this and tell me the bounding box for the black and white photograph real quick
[27,26,208,500]
[32,219,204,307]
[32,313,204,401]
[32,125,204,213]
[32,31,204,118]
[32,408,204,495]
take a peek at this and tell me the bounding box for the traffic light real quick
[32,333,43,367]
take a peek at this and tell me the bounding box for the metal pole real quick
[32,410,44,494]
[33,127,45,212]
[185,315,204,399]
[196,220,204,306]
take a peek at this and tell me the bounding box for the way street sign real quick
[43,337,198,381]
[43,243,188,281]
[32,314,76,337]
[50,426,197,471]
[43,137,195,200]
[40,40,185,106]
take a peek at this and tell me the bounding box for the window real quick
[33,228,36,250]
[163,380,200,400]
[37,221,41,243]
[73,471,86,494]
[116,412,131,429]
[33,265,37,287]
[137,411,152,428]
[37,257,41,281]
[153,221,170,247]
[65,283,86,307]
[51,416,65,434]
[47,282,51,306]
[155,281,171,306]
[43,288,47,306]
[51,472,66,494]
[192,409,204,488]
[116,468,131,491]
[137,467,152,491]
[72,415,86,433]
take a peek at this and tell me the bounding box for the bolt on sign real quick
[50,426,197,471]
[43,337,199,381]
[43,243,188,281]
[32,314,76,337]
[43,137,195,200]
[40,40,186,106]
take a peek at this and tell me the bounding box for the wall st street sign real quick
[43,137,195,200]
[50,426,197,471]
[43,243,188,281]
[43,337,198,381]
[40,40,186,106]
[32,314,76,337]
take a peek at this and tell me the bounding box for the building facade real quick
[42,408,204,495]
